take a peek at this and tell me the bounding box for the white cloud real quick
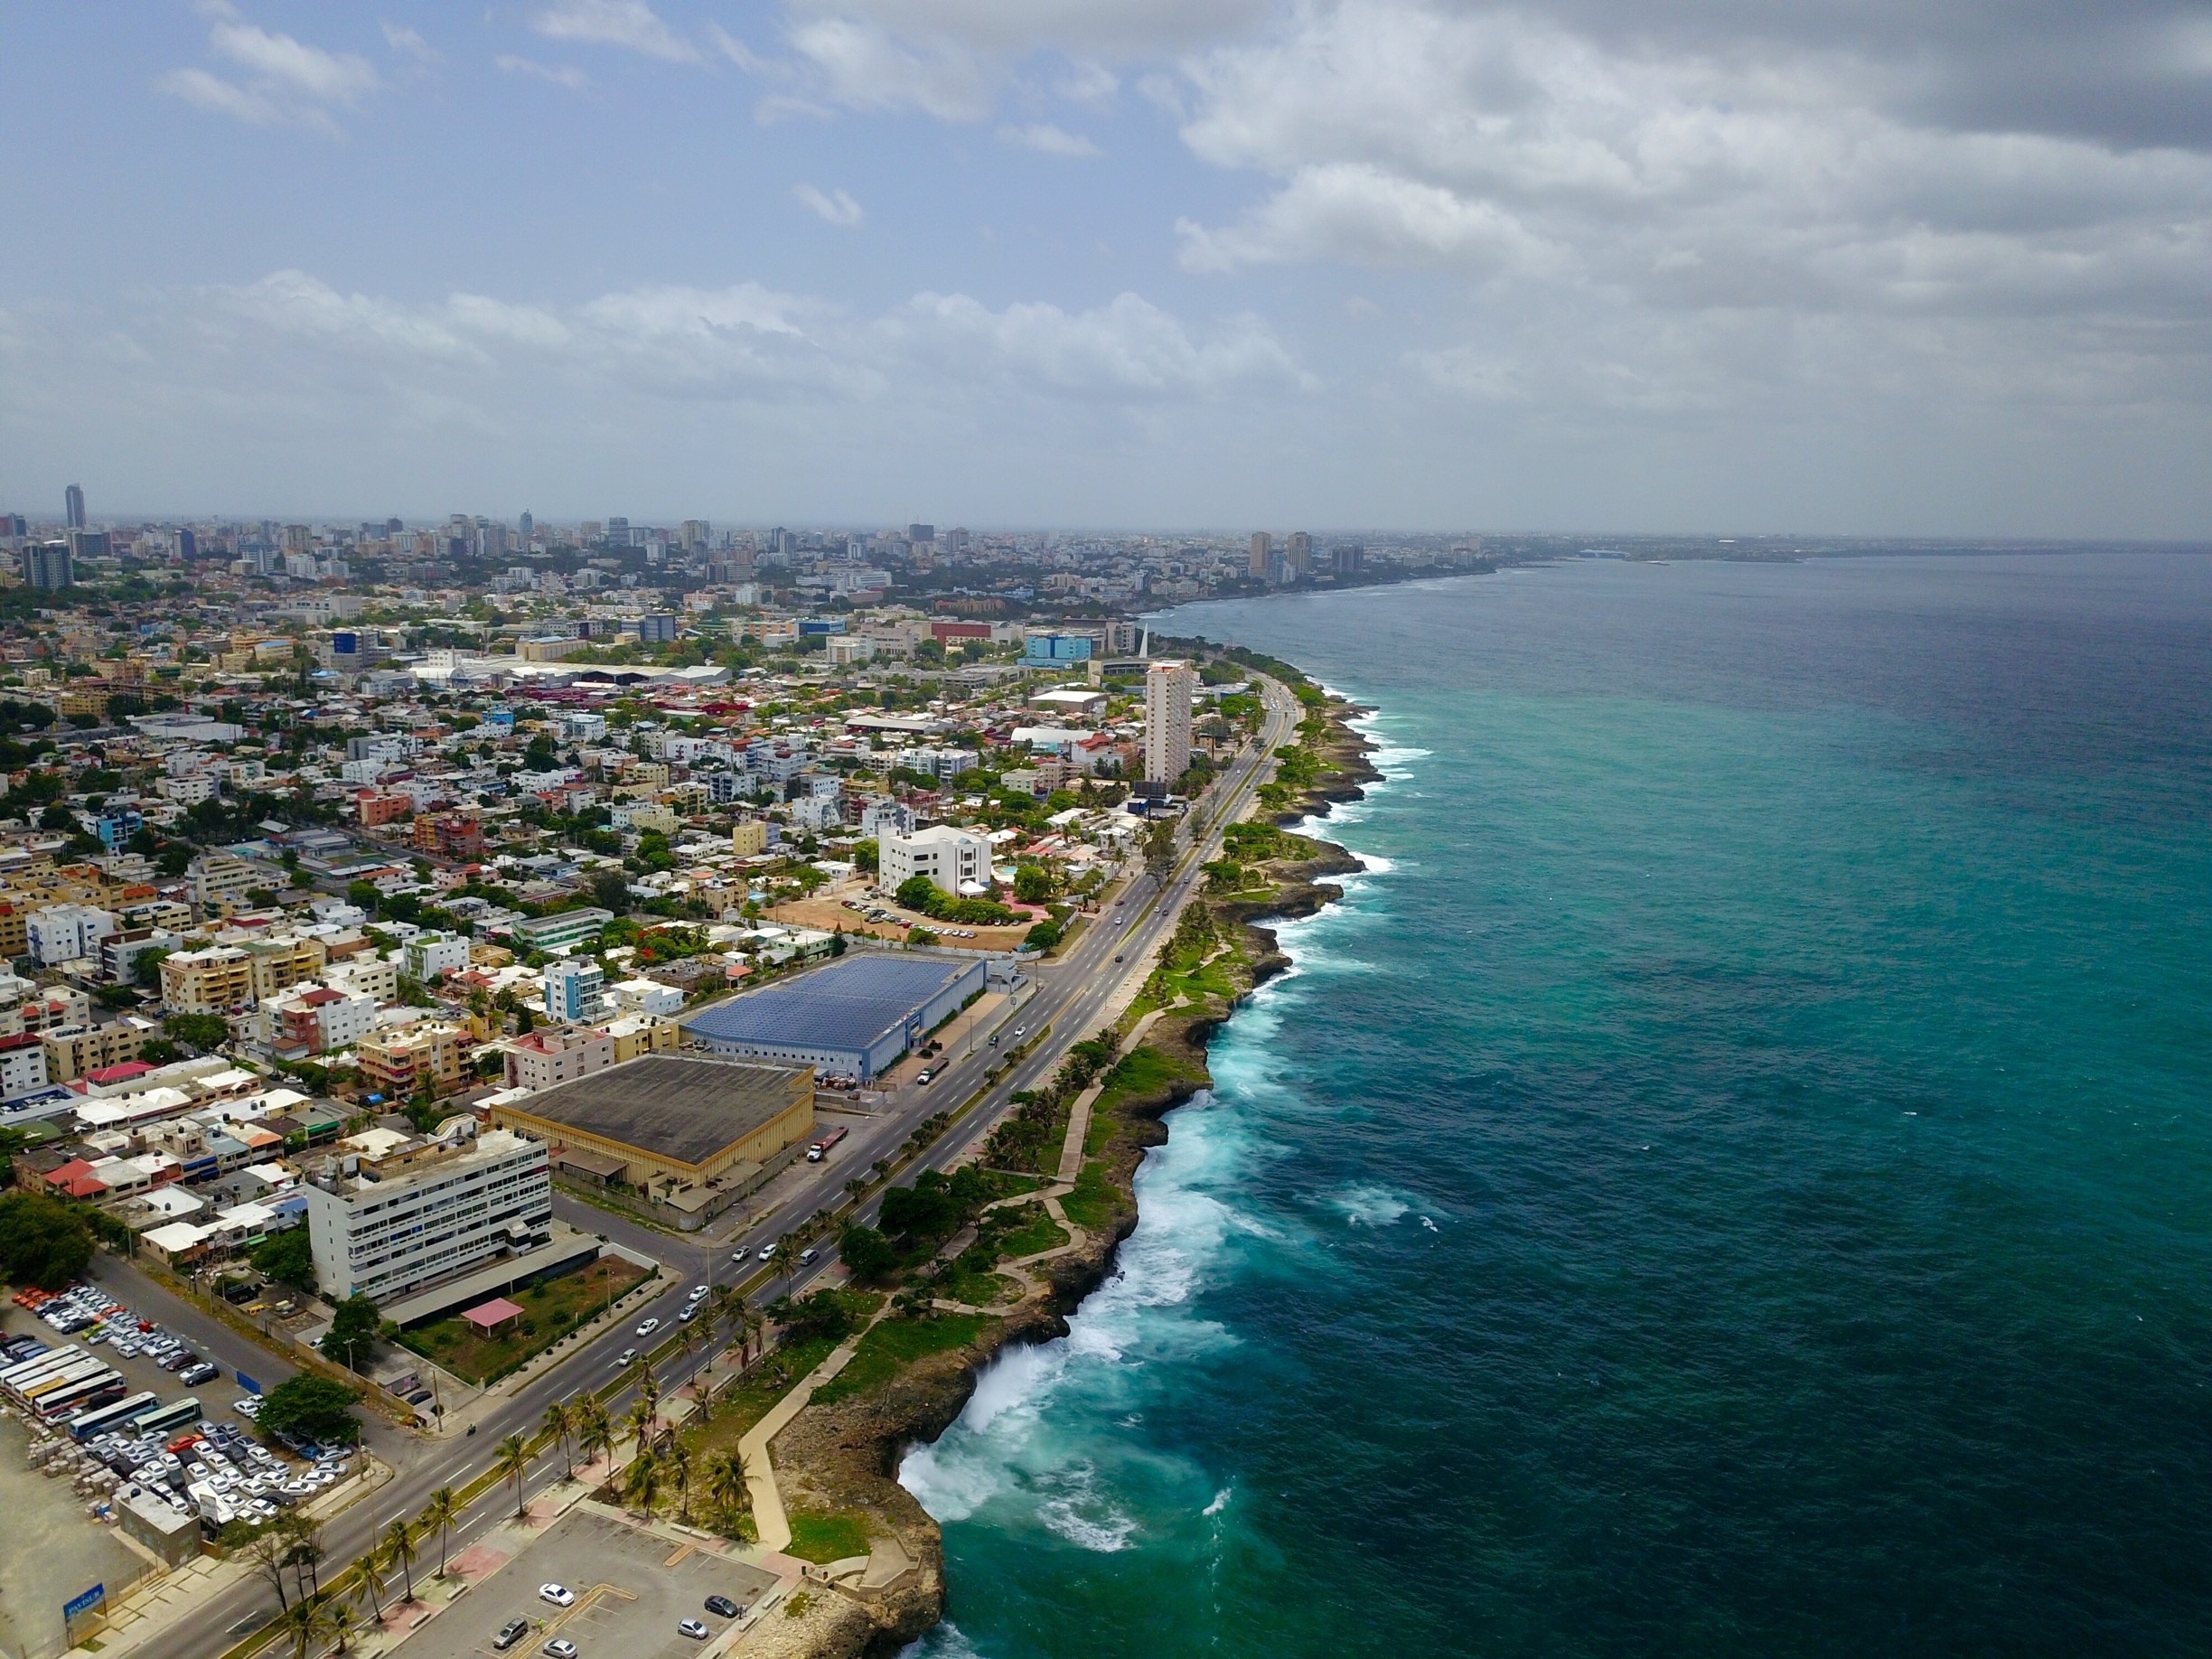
[531,0,699,64]
[792,184,866,226]
[876,290,1308,400]
[163,8,379,134]
[380,23,439,64]
[1177,163,1559,273]
[497,55,589,90]
[998,122,1101,157]
[784,0,1265,58]
[787,19,992,121]
[1166,0,2212,319]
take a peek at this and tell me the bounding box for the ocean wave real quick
[1036,1461,1139,1552]
[899,1621,984,1659]
[1332,1183,1421,1227]
[1203,1486,1233,1516]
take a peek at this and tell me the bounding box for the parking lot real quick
[404,1510,778,1659]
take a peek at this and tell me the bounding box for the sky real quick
[3,0,2209,537]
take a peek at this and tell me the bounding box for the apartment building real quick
[261,986,380,1058]
[302,1126,552,1304]
[244,935,328,1002]
[542,958,610,1024]
[190,853,258,914]
[502,1024,614,1093]
[160,945,255,1013]
[27,904,117,966]
[357,1020,470,1101]
[1144,659,1195,787]
[42,1022,153,1083]
[324,956,399,1004]
[403,932,471,981]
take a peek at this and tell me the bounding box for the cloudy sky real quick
[4,0,2208,535]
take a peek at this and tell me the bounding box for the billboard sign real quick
[63,1583,107,1645]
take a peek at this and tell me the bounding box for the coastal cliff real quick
[761,681,1378,1657]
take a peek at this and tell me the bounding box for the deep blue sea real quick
[900,552,2212,1657]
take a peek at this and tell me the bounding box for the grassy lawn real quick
[398,1255,650,1384]
[993,1207,1070,1261]
[810,1312,997,1408]
[941,1267,1022,1308]
[1060,1159,1120,1233]
[1096,1044,1206,1113]
[679,1332,843,1461]
[785,1507,873,1565]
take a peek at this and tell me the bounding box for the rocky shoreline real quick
[761,683,1380,1658]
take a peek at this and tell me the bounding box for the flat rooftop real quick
[683,952,976,1054]
[502,1054,809,1164]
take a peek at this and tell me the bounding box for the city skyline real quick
[5,2,2209,538]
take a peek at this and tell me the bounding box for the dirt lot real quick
[764,895,1036,952]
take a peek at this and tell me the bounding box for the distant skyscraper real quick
[1248,531,1271,577]
[1288,531,1314,577]
[1144,660,1195,788]
[175,528,197,560]
[64,484,85,530]
[518,511,534,546]
[908,523,935,545]
[20,541,72,589]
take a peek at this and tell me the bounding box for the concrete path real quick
[736,1304,896,1553]
[1054,1007,1169,1183]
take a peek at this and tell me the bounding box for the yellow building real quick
[731,820,768,856]
[42,1022,150,1083]
[606,1011,680,1064]
[357,1020,470,1100]
[488,1054,811,1197]
[243,934,328,1001]
[160,945,255,1013]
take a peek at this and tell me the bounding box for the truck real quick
[806,1126,848,1163]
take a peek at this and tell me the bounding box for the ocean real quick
[898,551,2212,1657]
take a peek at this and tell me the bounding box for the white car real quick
[539,1584,576,1608]
[728,1247,749,1264]
[543,1642,577,1659]
[634,1317,661,1337]
[689,1285,709,1300]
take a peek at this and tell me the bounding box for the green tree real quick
[838,1223,897,1284]
[0,1192,95,1289]
[383,1516,419,1605]
[320,1293,381,1367]
[423,1486,459,1579]
[496,1432,532,1520]
[1013,865,1054,904]
[163,1012,231,1052]
[894,875,938,913]
[250,1226,317,1291]
[256,1374,363,1446]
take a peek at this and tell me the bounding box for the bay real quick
[901,551,2212,1657]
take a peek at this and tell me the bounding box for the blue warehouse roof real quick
[683,953,978,1054]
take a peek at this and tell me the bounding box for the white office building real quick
[303,1128,552,1303]
[881,823,993,895]
[27,904,117,967]
[403,932,471,981]
[1144,660,1195,786]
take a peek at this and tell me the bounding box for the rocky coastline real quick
[762,681,1380,1658]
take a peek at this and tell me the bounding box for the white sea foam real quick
[1036,1461,1139,1552]
[898,1621,984,1659]
[1203,1486,1233,1516]
[1333,1183,1419,1227]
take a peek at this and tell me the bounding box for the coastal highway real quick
[125,674,1301,1659]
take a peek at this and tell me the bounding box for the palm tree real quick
[424,1486,459,1579]
[327,1598,358,1656]
[622,1449,660,1516]
[635,1361,662,1423]
[382,1517,419,1605]
[576,1401,613,1477]
[663,1439,694,1523]
[700,1449,748,1530]
[623,1396,657,1459]
[284,1596,334,1659]
[496,1432,531,1522]
[356,1551,386,1624]
[541,1399,576,1481]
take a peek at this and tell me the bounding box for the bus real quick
[1,1345,88,1393]
[21,1357,112,1408]
[133,1397,204,1439]
[66,1391,161,1440]
[37,1373,127,1420]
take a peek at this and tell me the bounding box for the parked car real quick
[543,1641,577,1659]
[679,1621,710,1640]
[179,1363,219,1387]
[494,1620,530,1650]
[704,1597,740,1619]
[539,1584,576,1607]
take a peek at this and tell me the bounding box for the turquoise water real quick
[900,553,2212,1656]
